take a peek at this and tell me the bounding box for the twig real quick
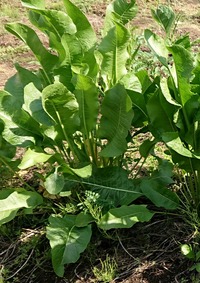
[6,249,34,280]
[117,235,143,264]
[174,264,190,283]
[74,262,82,279]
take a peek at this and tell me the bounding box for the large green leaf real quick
[151,5,175,34]
[135,70,153,95]
[98,22,130,86]
[5,63,42,104]
[46,214,92,277]
[19,148,54,169]
[151,159,174,187]
[42,82,80,137]
[83,167,142,207]
[103,0,138,37]
[28,9,76,37]
[159,78,181,123]
[162,132,200,161]
[98,204,154,230]
[5,23,58,84]
[0,189,43,226]
[63,0,96,52]
[140,179,179,209]
[61,33,83,65]
[99,84,134,157]
[72,74,99,134]
[21,0,45,9]
[146,89,175,139]
[24,83,55,126]
[167,44,195,128]
[27,8,77,65]
[144,29,168,68]
[0,91,42,147]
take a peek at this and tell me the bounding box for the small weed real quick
[0,45,30,62]
[93,254,118,282]
[0,5,21,19]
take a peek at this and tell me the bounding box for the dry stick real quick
[6,249,34,280]
[117,235,142,264]
[174,266,191,283]
[74,262,82,279]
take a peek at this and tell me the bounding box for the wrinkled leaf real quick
[99,84,134,157]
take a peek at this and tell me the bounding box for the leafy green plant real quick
[93,254,118,282]
[181,244,200,273]
[141,5,200,215]
[0,0,181,277]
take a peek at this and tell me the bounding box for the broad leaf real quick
[46,214,92,277]
[135,70,153,95]
[83,167,142,207]
[21,0,45,9]
[75,212,95,227]
[151,159,174,187]
[45,168,65,195]
[162,132,200,159]
[5,63,42,104]
[151,5,175,34]
[0,154,20,172]
[98,22,130,86]
[99,84,134,157]
[144,29,168,68]
[167,44,195,126]
[147,89,176,138]
[98,204,154,230]
[103,0,138,37]
[63,0,96,52]
[0,189,43,225]
[19,148,54,169]
[24,83,55,126]
[139,138,157,158]
[0,91,42,147]
[42,82,80,137]
[120,73,142,93]
[140,179,179,209]
[159,78,181,123]
[72,74,99,134]
[5,23,58,84]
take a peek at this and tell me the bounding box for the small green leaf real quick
[75,212,95,227]
[98,204,154,230]
[44,169,65,195]
[181,244,195,259]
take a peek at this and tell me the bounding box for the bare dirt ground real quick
[1,1,200,283]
